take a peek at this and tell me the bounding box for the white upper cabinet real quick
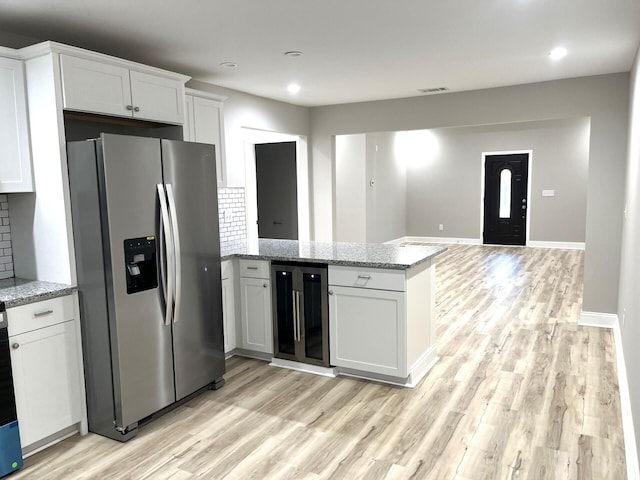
[184,89,227,186]
[60,53,185,124]
[0,55,33,193]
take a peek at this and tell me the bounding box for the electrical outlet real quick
[439,224,444,231]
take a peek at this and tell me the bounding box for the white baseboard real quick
[579,311,639,480]
[528,241,585,250]
[387,237,584,250]
[579,311,618,328]
[387,236,481,246]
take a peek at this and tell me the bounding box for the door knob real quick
[521,205,526,210]
[11,343,19,349]
[263,283,268,288]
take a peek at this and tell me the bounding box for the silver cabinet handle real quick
[292,290,298,342]
[357,275,372,280]
[166,184,182,324]
[11,343,19,349]
[263,283,268,288]
[328,290,333,295]
[33,309,54,317]
[126,105,133,111]
[157,184,174,326]
[247,266,259,270]
[295,290,302,341]
[133,106,140,112]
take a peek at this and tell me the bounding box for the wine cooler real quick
[271,262,329,367]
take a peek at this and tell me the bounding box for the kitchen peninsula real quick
[221,239,446,387]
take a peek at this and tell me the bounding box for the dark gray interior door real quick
[483,153,529,246]
[255,141,298,240]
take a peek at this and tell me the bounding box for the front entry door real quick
[483,153,529,246]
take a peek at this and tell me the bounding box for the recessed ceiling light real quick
[284,51,304,57]
[219,61,237,68]
[549,47,568,60]
[287,83,301,94]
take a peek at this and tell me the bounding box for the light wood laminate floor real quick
[13,245,626,479]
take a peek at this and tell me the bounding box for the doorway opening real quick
[243,128,310,243]
[481,151,531,246]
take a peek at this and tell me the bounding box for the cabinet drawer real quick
[7,295,74,336]
[239,259,270,279]
[329,266,406,292]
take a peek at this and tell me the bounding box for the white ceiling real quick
[1,0,639,107]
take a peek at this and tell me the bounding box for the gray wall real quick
[334,132,407,243]
[619,44,640,462]
[404,118,590,242]
[335,134,366,242]
[310,74,630,314]
[365,131,407,243]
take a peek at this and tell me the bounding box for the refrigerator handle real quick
[166,184,182,324]
[157,184,174,326]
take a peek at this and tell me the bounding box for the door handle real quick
[157,184,174,326]
[166,184,182,324]
[292,290,299,342]
[33,309,54,317]
[295,290,302,341]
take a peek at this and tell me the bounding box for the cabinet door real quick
[222,276,236,353]
[60,54,133,118]
[192,96,225,186]
[239,277,273,354]
[329,286,406,377]
[130,70,184,124]
[10,320,82,447]
[0,57,33,193]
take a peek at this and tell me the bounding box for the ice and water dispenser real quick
[124,237,158,294]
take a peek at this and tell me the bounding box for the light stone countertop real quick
[220,238,446,269]
[0,278,76,309]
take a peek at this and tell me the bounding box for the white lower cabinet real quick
[329,285,406,377]
[239,260,273,354]
[7,295,83,449]
[221,260,236,353]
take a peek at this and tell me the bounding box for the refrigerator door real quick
[161,140,225,400]
[99,134,175,429]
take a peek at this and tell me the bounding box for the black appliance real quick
[271,262,329,367]
[0,301,23,477]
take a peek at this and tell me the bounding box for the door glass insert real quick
[275,270,295,356]
[499,169,512,219]
[302,272,323,361]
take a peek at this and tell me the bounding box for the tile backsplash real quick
[218,187,247,243]
[0,195,14,280]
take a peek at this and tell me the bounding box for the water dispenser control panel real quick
[124,236,158,294]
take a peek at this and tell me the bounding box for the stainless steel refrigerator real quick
[67,133,224,442]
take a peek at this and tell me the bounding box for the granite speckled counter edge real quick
[220,239,447,269]
[0,278,77,309]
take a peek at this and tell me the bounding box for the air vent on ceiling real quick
[418,87,449,94]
